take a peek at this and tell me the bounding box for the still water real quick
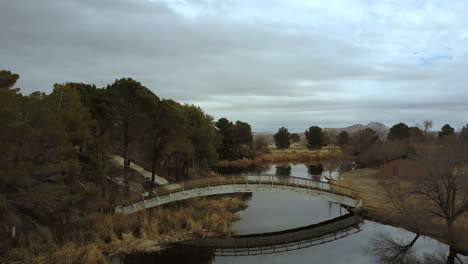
[114,164,467,264]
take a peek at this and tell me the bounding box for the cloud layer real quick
[2,0,468,131]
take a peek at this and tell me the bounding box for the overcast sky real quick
[2,0,468,132]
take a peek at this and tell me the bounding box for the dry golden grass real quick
[32,244,108,264]
[218,147,343,167]
[332,168,468,253]
[1,195,247,263]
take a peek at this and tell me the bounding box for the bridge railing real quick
[146,175,359,204]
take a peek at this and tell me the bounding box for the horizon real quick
[2,0,468,131]
[252,121,462,134]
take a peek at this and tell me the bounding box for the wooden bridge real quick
[181,213,363,256]
[115,175,362,215]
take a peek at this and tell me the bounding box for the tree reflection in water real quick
[369,231,463,264]
[114,245,215,264]
[275,165,291,176]
[307,164,324,181]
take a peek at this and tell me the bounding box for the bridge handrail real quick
[121,174,359,209]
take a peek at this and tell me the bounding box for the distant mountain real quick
[253,122,389,142]
[337,122,389,134]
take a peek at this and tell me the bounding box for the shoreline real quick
[333,168,468,255]
[217,149,344,167]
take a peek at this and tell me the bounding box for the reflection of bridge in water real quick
[182,213,364,256]
[115,175,362,214]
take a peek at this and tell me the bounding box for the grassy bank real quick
[1,195,247,264]
[332,168,468,254]
[218,146,343,167]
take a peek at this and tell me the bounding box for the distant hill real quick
[253,122,390,142]
[338,122,389,134]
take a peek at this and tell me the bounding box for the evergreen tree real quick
[107,78,158,193]
[274,127,291,149]
[460,125,468,140]
[290,133,300,143]
[304,126,322,149]
[336,131,349,149]
[215,118,234,160]
[438,124,455,138]
[387,122,410,140]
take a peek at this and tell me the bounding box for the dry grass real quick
[332,168,468,253]
[1,195,247,263]
[32,244,108,264]
[218,147,343,167]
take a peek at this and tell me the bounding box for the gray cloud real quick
[1,0,468,131]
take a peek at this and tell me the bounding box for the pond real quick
[113,164,467,264]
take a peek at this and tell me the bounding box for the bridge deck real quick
[115,175,362,215]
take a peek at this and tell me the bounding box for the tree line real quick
[272,121,468,154]
[0,70,255,224]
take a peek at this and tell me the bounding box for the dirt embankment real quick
[332,168,468,254]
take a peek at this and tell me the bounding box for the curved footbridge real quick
[115,175,362,215]
[182,213,363,256]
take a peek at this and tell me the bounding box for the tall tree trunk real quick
[447,220,455,245]
[123,122,130,195]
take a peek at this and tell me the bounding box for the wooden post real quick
[11,226,15,239]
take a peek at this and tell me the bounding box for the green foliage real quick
[215,118,234,159]
[0,73,97,223]
[0,70,20,91]
[233,121,253,147]
[336,131,349,149]
[304,126,322,150]
[290,133,300,143]
[183,104,218,166]
[387,122,410,140]
[215,118,253,160]
[439,124,455,138]
[49,83,98,149]
[274,127,291,149]
[460,124,468,140]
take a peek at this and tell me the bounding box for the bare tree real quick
[415,146,468,248]
[321,129,337,149]
[422,120,433,141]
[369,232,462,264]
[369,232,420,264]
[381,141,468,264]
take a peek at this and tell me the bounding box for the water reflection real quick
[369,232,463,264]
[112,246,215,264]
[213,165,269,175]
[116,164,468,264]
[307,164,324,181]
[213,163,342,182]
[183,213,363,256]
[275,165,291,176]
